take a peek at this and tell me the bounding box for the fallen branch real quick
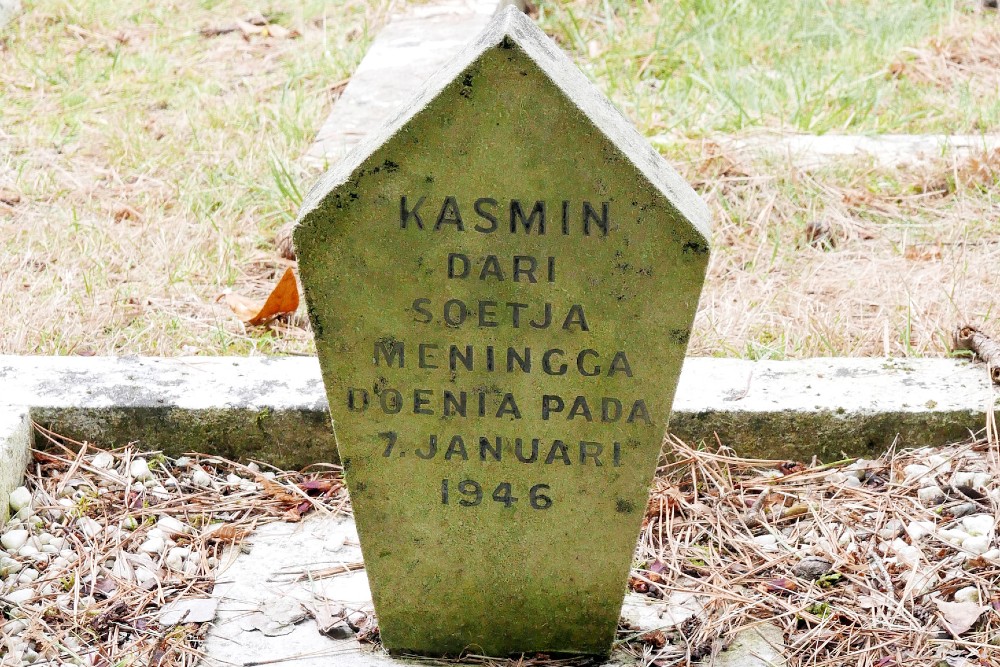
[953,325,1000,384]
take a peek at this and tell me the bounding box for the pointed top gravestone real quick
[295,6,710,658]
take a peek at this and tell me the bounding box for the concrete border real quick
[1,405,31,524]
[0,355,995,478]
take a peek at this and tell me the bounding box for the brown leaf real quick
[224,268,299,326]
[904,244,942,261]
[763,577,798,593]
[201,523,249,543]
[299,479,334,494]
[258,476,303,505]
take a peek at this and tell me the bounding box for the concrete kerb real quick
[0,355,996,492]
[0,405,31,524]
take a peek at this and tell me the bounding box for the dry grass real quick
[2,1,1000,358]
[676,143,1000,358]
[0,0,401,356]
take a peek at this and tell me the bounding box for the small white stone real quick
[50,556,70,570]
[917,485,945,506]
[16,568,38,583]
[1,530,29,551]
[139,536,166,554]
[8,487,32,513]
[3,619,26,636]
[982,548,1000,560]
[247,462,261,473]
[226,473,242,486]
[91,452,114,469]
[174,456,191,468]
[157,516,187,536]
[903,464,931,480]
[183,559,199,576]
[955,586,979,603]
[2,587,35,605]
[129,458,154,481]
[16,544,38,559]
[191,469,213,488]
[953,471,975,487]
[877,520,904,540]
[79,517,102,538]
[927,454,951,469]
[165,546,190,571]
[963,535,991,554]
[0,556,22,574]
[906,521,935,540]
[890,538,922,568]
[962,514,995,537]
[939,528,970,545]
[753,534,779,551]
[842,476,862,488]
[122,516,138,531]
[135,567,158,585]
[971,472,991,489]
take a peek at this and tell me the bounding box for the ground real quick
[1,0,1000,357]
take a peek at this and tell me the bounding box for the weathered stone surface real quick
[306,0,526,167]
[200,513,643,667]
[1,356,996,465]
[0,356,335,469]
[294,6,710,657]
[697,623,786,667]
[0,406,31,525]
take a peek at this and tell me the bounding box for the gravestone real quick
[294,6,711,658]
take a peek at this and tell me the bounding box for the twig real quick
[953,324,1000,383]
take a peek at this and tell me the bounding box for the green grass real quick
[537,0,1000,135]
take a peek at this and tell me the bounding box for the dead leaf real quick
[223,267,299,326]
[112,203,141,223]
[904,244,942,261]
[200,523,249,543]
[258,476,303,505]
[935,599,987,636]
[763,577,798,593]
[0,188,21,206]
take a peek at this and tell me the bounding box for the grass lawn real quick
[1,0,999,357]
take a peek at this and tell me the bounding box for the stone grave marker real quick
[294,6,711,657]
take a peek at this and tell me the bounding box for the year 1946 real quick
[441,479,552,509]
